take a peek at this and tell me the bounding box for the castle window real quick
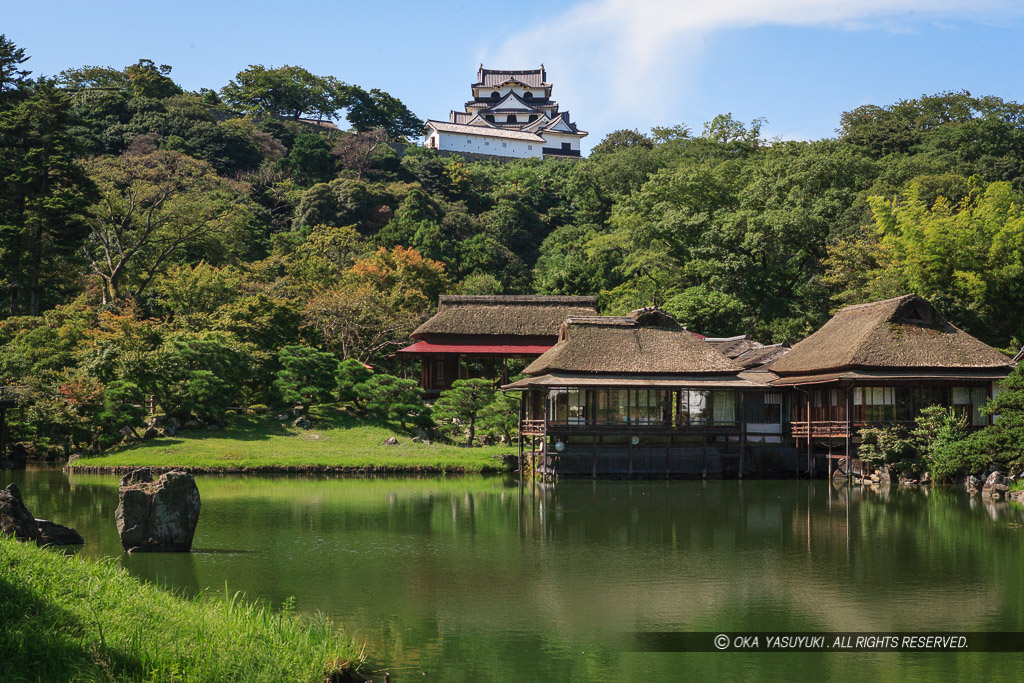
[528,145,532,150]
[502,142,507,147]
[528,115,537,122]
[508,114,517,123]
[485,114,495,122]
[524,92,533,100]
[490,91,499,100]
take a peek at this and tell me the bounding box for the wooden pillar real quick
[806,393,813,476]
[517,398,524,475]
[628,433,634,478]
[664,436,670,477]
[739,393,747,480]
[592,433,597,479]
[845,386,853,478]
[702,423,708,480]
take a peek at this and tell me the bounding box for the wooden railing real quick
[791,420,850,438]
[521,419,546,436]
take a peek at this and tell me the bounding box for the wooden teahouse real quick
[397,295,598,396]
[769,294,1015,473]
[502,307,778,477]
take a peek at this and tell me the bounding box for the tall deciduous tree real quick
[81,151,255,304]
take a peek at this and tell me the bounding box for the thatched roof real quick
[734,343,789,370]
[503,374,760,390]
[1015,346,1023,363]
[704,335,760,358]
[524,307,742,376]
[702,335,790,369]
[412,295,597,338]
[770,294,1014,376]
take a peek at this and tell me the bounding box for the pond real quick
[4,466,1024,681]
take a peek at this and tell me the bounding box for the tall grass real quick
[0,535,363,682]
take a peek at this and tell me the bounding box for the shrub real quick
[857,426,917,474]
[273,345,338,409]
[432,379,496,446]
[355,373,425,429]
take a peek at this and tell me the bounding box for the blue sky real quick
[7,1,1024,152]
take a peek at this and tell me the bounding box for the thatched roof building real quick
[703,335,790,370]
[505,307,757,389]
[399,295,598,394]
[770,294,1013,386]
[411,295,597,339]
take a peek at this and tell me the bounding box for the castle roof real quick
[424,120,546,143]
[474,66,549,88]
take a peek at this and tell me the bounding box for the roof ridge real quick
[837,293,917,313]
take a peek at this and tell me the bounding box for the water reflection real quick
[5,466,1024,681]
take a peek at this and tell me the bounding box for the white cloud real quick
[484,0,1023,147]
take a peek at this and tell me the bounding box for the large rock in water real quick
[115,468,201,552]
[0,483,41,541]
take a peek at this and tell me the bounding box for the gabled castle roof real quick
[474,66,549,88]
[524,308,742,376]
[424,120,546,143]
[769,294,1013,376]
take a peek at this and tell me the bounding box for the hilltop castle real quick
[423,65,587,160]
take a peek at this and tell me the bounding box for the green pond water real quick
[4,466,1024,682]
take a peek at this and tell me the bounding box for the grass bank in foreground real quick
[0,534,362,682]
[67,404,514,473]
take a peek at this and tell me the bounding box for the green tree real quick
[0,34,31,95]
[590,128,653,155]
[336,358,372,408]
[355,373,425,429]
[934,365,1024,478]
[150,334,246,421]
[81,151,256,303]
[220,65,340,121]
[284,133,335,186]
[273,345,338,408]
[432,378,496,445]
[344,87,422,138]
[96,379,147,446]
[0,81,96,315]
[867,178,1024,346]
[479,391,520,444]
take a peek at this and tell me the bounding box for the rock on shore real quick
[1,483,83,545]
[115,468,201,552]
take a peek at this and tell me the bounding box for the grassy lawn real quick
[0,534,363,682]
[68,404,514,473]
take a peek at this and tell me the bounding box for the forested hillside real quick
[3,35,1024,454]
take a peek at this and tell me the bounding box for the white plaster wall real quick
[473,86,548,101]
[432,130,543,158]
[540,132,582,152]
